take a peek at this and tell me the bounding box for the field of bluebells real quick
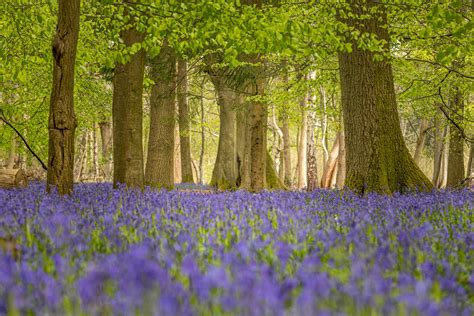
[0,182,473,315]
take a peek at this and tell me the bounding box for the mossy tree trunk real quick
[177,58,194,183]
[145,40,176,189]
[47,0,80,195]
[337,0,432,194]
[112,9,145,189]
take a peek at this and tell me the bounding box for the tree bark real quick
[208,73,238,189]
[320,87,329,167]
[297,91,308,189]
[47,0,80,194]
[336,130,346,188]
[306,107,318,191]
[145,40,176,189]
[99,120,112,180]
[237,94,252,190]
[198,78,206,184]
[177,58,194,183]
[321,132,340,188]
[446,88,465,187]
[281,99,292,188]
[432,109,444,186]
[337,0,432,194]
[112,5,145,189]
[413,118,429,165]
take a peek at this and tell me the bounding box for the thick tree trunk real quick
[249,76,268,192]
[236,95,252,190]
[99,120,112,180]
[337,0,432,193]
[321,132,340,188]
[112,6,145,189]
[306,108,318,191]
[208,73,238,189]
[446,88,465,187]
[145,40,176,189]
[47,0,80,194]
[177,58,194,183]
[297,93,308,189]
[336,130,346,188]
[413,118,429,165]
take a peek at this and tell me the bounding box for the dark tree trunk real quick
[446,88,465,187]
[145,40,176,189]
[112,12,146,189]
[337,0,432,194]
[47,0,80,194]
[177,58,194,183]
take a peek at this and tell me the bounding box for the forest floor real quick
[0,182,473,315]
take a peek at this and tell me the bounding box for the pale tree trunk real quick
[112,6,145,189]
[441,128,449,188]
[145,40,176,189]
[432,109,444,186]
[174,124,182,183]
[281,100,292,188]
[336,130,346,188]
[177,58,194,183]
[337,0,432,193]
[208,72,238,189]
[47,0,80,194]
[306,107,318,191]
[99,120,112,180]
[446,88,465,187]
[413,118,429,165]
[297,92,308,189]
[269,105,283,175]
[467,144,473,182]
[320,86,329,167]
[237,94,252,189]
[321,132,340,188]
[74,132,87,182]
[7,136,16,169]
[198,78,206,184]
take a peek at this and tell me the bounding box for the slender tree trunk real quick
[47,0,80,194]
[297,92,308,189]
[337,0,432,193]
[269,105,283,176]
[336,130,346,188]
[321,132,340,188]
[174,124,182,183]
[281,102,292,188]
[432,109,444,185]
[446,88,465,187]
[306,107,318,191]
[237,94,252,190]
[320,87,329,167]
[74,132,87,182]
[145,40,176,189]
[441,128,449,188]
[413,118,429,165]
[208,72,238,189]
[99,120,112,180]
[198,78,206,183]
[177,58,194,183]
[467,144,473,182]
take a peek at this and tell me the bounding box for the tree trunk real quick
[446,88,465,187]
[198,78,206,184]
[177,58,194,183]
[47,0,80,194]
[297,92,308,189]
[413,118,429,165]
[321,132,340,188]
[281,100,292,188]
[432,109,444,186]
[112,6,145,189]
[237,94,252,190]
[145,40,176,189]
[467,144,473,183]
[249,76,267,192]
[337,0,432,194]
[208,73,238,189]
[306,107,318,191]
[99,120,112,180]
[336,130,346,188]
[174,124,182,183]
[320,86,329,167]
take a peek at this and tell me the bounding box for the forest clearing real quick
[1,0,473,315]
